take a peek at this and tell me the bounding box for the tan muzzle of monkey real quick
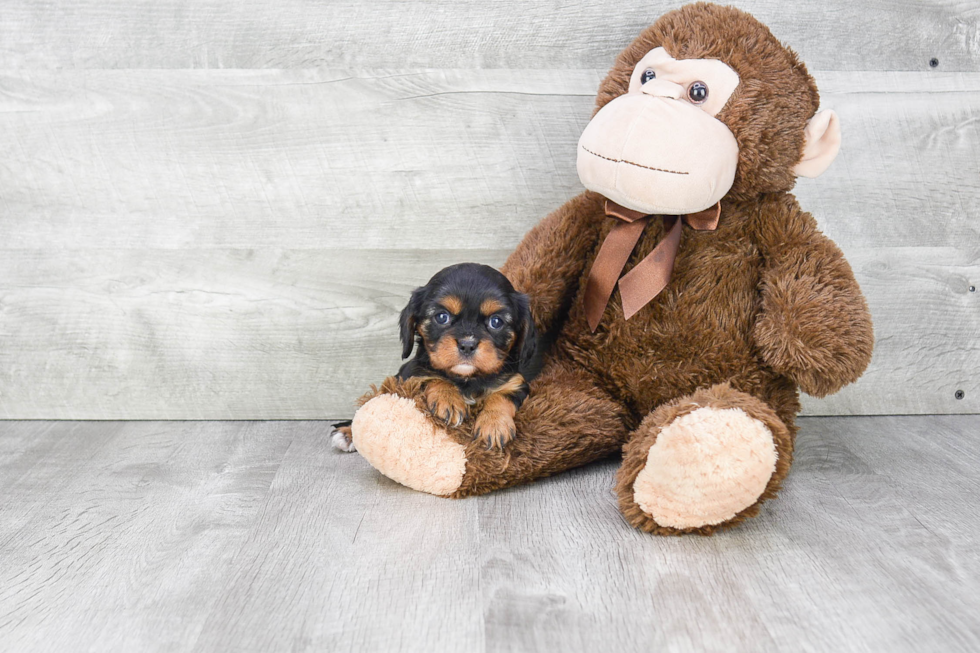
[577,93,739,215]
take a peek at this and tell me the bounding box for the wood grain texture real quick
[0,246,976,419]
[0,421,295,651]
[0,248,474,420]
[191,422,484,652]
[0,68,593,251]
[0,0,977,71]
[2,11,978,418]
[0,417,978,652]
[1,70,978,251]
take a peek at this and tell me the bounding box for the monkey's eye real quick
[488,315,504,330]
[434,311,451,325]
[640,69,656,84]
[688,81,708,104]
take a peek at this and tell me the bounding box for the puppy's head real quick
[400,263,536,378]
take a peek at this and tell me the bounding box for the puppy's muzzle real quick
[450,335,480,376]
[457,336,478,356]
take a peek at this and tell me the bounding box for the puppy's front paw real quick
[330,425,357,453]
[474,411,516,450]
[425,381,469,427]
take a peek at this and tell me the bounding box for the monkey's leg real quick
[615,383,794,535]
[351,357,628,498]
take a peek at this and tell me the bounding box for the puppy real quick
[332,262,538,452]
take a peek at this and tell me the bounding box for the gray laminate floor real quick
[0,416,978,652]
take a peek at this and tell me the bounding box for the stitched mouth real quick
[581,145,688,175]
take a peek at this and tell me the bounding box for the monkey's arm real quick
[752,195,874,397]
[501,192,605,335]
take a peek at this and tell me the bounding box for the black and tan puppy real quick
[332,262,538,452]
[397,263,539,447]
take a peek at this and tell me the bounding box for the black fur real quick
[399,287,426,359]
[396,263,540,406]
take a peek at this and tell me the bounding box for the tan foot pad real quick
[633,406,777,529]
[351,394,467,496]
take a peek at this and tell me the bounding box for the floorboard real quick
[0,416,978,652]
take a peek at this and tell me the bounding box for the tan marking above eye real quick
[480,298,505,316]
[440,295,463,315]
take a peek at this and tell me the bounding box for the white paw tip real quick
[331,428,357,453]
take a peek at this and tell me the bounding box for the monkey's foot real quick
[351,393,467,496]
[616,384,792,535]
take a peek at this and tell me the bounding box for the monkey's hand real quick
[753,232,874,397]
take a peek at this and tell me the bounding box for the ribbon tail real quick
[584,217,648,332]
[618,216,683,320]
[686,202,721,231]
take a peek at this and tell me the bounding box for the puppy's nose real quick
[457,336,478,356]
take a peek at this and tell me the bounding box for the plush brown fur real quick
[359,3,873,533]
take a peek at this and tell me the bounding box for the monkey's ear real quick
[513,293,538,373]
[793,109,841,178]
[399,288,425,359]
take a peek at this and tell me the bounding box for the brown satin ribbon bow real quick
[583,199,721,332]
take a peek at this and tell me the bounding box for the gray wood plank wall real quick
[1,1,978,418]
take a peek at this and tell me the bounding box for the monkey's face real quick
[577,47,741,215]
[581,5,842,206]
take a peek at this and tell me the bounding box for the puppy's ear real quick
[513,292,538,373]
[399,287,425,359]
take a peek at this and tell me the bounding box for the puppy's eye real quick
[488,315,504,330]
[640,68,656,84]
[434,312,451,325]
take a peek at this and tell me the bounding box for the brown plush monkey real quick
[348,3,874,534]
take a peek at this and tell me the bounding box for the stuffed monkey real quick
[348,2,874,534]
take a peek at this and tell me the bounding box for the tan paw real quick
[473,411,516,450]
[425,380,469,427]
